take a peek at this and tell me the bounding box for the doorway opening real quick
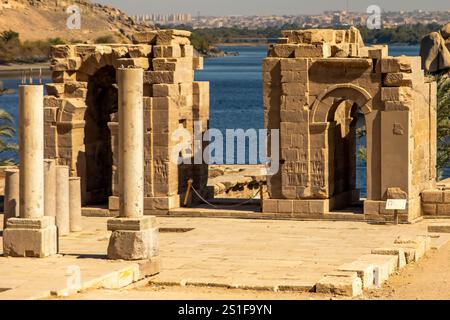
[84,65,117,205]
[328,100,367,214]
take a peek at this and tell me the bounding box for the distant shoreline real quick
[0,63,51,78]
[0,42,420,77]
[217,42,421,47]
[217,42,269,47]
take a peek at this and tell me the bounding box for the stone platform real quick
[1,214,449,299]
[0,215,159,299]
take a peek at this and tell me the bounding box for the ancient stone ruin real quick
[41,27,448,224]
[420,23,450,73]
[44,30,210,214]
[262,27,437,223]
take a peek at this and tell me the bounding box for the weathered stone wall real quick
[262,27,436,222]
[44,30,210,213]
[421,178,450,216]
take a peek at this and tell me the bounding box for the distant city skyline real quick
[95,0,449,16]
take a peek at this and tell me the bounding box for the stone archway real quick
[262,27,437,222]
[44,34,210,212]
[310,84,373,211]
[311,84,372,123]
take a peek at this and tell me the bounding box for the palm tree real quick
[0,109,18,166]
[436,73,450,180]
[357,147,367,164]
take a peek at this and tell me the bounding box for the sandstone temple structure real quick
[44,30,210,215]
[262,27,437,223]
[40,27,447,224]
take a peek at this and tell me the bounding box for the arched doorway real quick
[84,66,118,205]
[311,84,373,212]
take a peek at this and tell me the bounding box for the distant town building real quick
[132,10,450,29]
[132,13,192,25]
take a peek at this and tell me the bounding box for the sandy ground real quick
[59,242,450,300]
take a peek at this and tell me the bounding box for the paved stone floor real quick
[0,214,448,299]
[146,217,435,291]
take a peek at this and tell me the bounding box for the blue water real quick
[195,47,266,134]
[1,44,447,196]
[389,45,420,57]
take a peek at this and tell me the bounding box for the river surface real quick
[1,45,447,196]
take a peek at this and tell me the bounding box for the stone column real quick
[3,169,20,227]
[56,165,70,236]
[3,85,57,258]
[44,159,57,218]
[69,177,82,232]
[107,68,159,260]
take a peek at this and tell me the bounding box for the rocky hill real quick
[0,0,153,43]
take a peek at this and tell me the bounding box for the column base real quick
[3,216,57,258]
[107,216,159,261]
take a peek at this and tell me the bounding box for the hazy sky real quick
[95,0,449,16]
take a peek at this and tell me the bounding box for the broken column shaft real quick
[107,68,159,261]
[3,85,57,258]
[3,168,20,227]
[44,159,57,218]
[56,165,70,236]
[69,177,82,232]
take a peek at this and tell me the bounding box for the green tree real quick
[48,37,66,45]
[0,109,18,166]
[95,35,115,44]
[1,30,19,43]
[357,147,367,163]
[436,73,450,179]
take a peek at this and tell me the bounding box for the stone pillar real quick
[3,169,20,227]
[44,159,57,218]
[3,85,57,258]
[56,165,70,236]
[69,177,82,232]
[107,68,159,260]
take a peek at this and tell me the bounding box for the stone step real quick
[428,223,450,233]
[337,261,374,289]
[316,271,363,297]
[371,248,407,269]
[428,234,450,250]
[356,254,398,285]
[393,235,430,262]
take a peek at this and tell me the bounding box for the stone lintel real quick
[107,216,156,232]
[6,216,56,230]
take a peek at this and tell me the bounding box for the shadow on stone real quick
[65,253,108,260]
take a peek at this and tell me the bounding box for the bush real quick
[1,30,19,43]
[48,38,66,45]
[0,31,67,64]
[95,35,115,44]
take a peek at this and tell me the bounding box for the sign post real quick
[385,199,407,225]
